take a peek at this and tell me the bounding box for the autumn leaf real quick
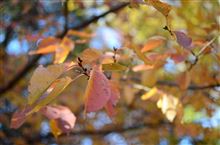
[177,71,191,90]
[54,37,75,64]
[157,94,179,122]
[141,87,159,100]
[132,64,155,72]
[28,64,71,105]
[102,63,127,71]
[10,106,33,129]
[141,36,165,53]
[80,48,102,65]
[174,31,192,49]
[30,77,72,113]
[29,37,60,55]
[105,81,120,117]
[67,30,94,38]
[29,37,74,64]
[50,120,62,138]
[40,105,76,135]
[148,0,172,17]
[84,65,111,113]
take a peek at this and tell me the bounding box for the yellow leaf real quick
[54,37,74,64]
[157,94,179,122]
[102,63,127,71]
[50,120,62,138]
[67,0,75,11]
[141,87,158,100]
[148,0,172,17]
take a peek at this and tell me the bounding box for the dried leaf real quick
[84,65,111,113]
[102,63,127,71]
[174,31,192,49]
[141,36,165,53]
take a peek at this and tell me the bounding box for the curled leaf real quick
[40,105,76,134]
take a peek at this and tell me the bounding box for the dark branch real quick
[0,2,129,96]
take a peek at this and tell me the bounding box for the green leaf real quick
[28,64,68,105]
[30,77,72,114]
[102,63,127,71]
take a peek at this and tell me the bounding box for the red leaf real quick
[10,106,33,129]
[84,65,111,113]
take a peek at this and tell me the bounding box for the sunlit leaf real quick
[84,65,111,113]
[141,36,165,53]
[54,37,75,64]
[141,87,159,100]
[157,94,179,122]
[102,63,127,71]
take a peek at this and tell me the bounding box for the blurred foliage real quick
[0,0,220,145]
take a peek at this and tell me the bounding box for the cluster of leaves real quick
[8,0,219,141]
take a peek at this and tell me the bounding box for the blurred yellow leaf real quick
[54,37,75,64]
[80,48,102,64]
[50,119,62,138]
[102,63,127,71]
[157,94,179,122]
[141,87,158,100]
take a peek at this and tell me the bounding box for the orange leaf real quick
[29,37,60,55]
[132,64,155,72]
[141,36,165,53]
[177,71,191,90]
[67,30,94,38]
[84,65,111,113]
[148,0,172,17]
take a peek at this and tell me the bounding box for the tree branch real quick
[0,2,129,96]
